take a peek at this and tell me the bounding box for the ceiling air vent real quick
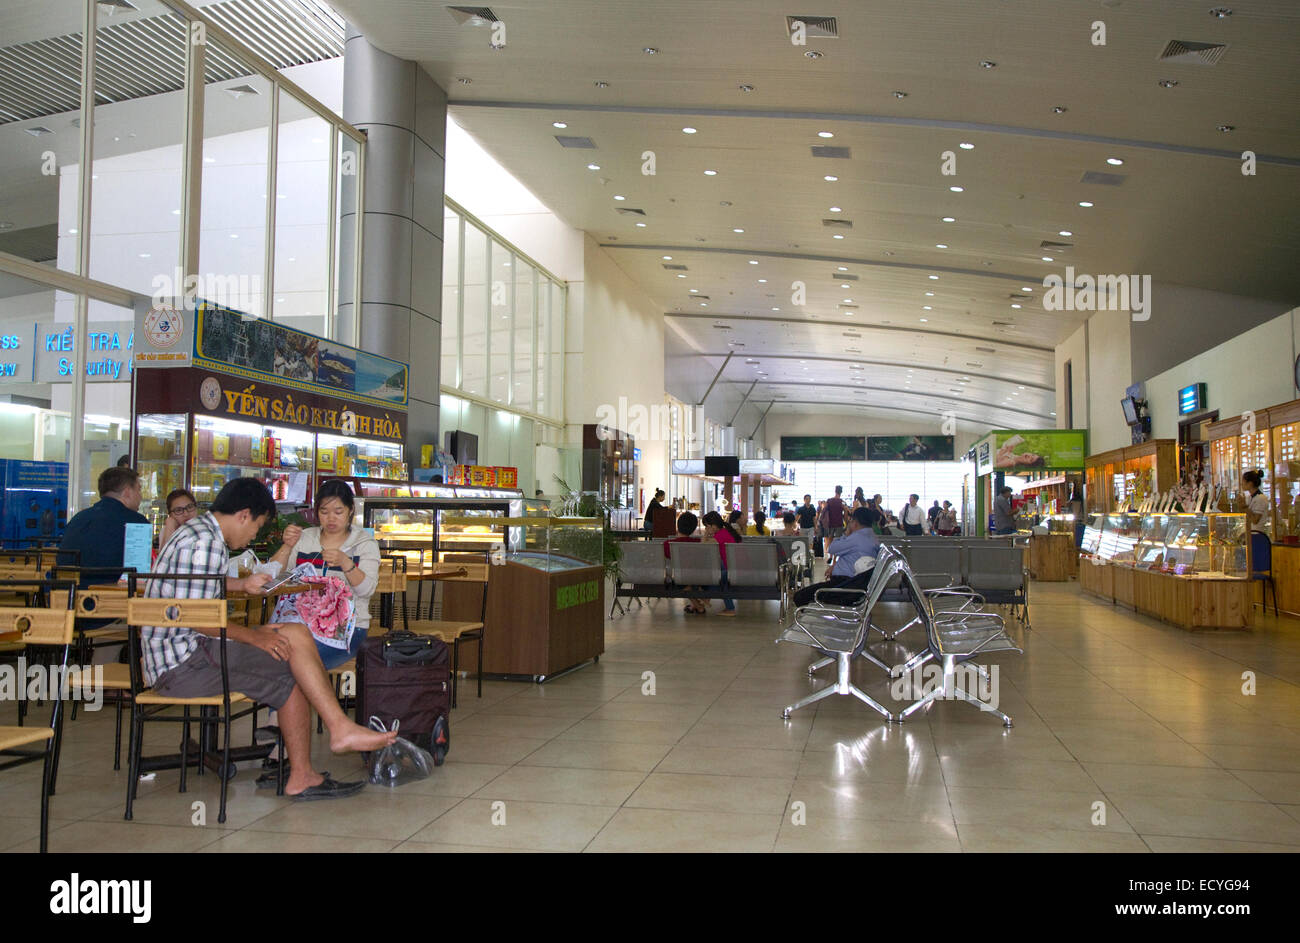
[849,364,864,370]
[833,272,859,281]
[786,15,839,38]
[24,126,54,136]
[1157,40,1228,65]
[224,84,260,99]
[838,303,859,310]
[810,145,851,159]
[1009,293,1030,300]
[1039,240,1073,251]
[711,324,731,330]
[965,362,983,368]
[745,359,760,364]
[615,207,646,216]
[842,332,861,338]
[447,6,500,26]
[822,219,853,229]
[1080,171,1126,186]
[975,346,996,353]
[991,321,1015,327]
[554,135,596,149]
[662,263,687,271]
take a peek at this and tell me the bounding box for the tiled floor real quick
[4,579,1300,853]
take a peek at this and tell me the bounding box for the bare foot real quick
[283,769,325,796]
[330,722,399,754]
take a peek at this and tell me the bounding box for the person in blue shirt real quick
[792,506,881,607]
[58,466,149,585]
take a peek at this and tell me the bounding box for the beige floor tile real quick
[445,735,550,765]
[557,718,691,744]
[657,744,802,779]
[773,816,961,853]
[1108,793,1300,845]
[451,713,581,739]
[798,745,945,786]
[1083,762,1269,802]
[1172,741,1300,772]
[390,841,543,853]
[1141,834,1300,853]
[5,819,225,853]
[790,777,954,825]
[678,721,811,752]
[200,831,399,852]
[1055,736,1218,767]
[242,792,460,841]
[475,698,600,720]
[584,701,710,725]
[396,763,510,798]
[939,757,1099,793]
[625,772,793,815]
[585,808,781,852]
[471,765,646,806]
[946,785,1133,833]
[516,739,673,772]
[1225,768,1300,804]
[408,798,617,851]
[956,824,1151,853]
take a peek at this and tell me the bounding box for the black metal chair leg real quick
[275,729,285,796]
[39,742,53,854]
[179,709,191,793]
[476,632,483,700]
[218,707,231,824]
[125,712,143,820]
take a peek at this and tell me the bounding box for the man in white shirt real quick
[900,494,926,536]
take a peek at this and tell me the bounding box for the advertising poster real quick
[192,301,408,409]
[133,297,193,369]
[992,430,1088,470]
[780,436,866,461]
[867,435,955,461]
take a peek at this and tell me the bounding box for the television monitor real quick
[704,456,740,477]
[1121,397,1140,426]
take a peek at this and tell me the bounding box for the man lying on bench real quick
[792,506,880,608]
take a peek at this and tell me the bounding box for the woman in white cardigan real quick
[267,478,379,670]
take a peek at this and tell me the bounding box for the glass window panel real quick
[489,240,511,405]
[273,90,330,337]
[461,223,487,396]
[198,44,272,317]
[0,1,83,273]
[87,0,187,294]
[441,207,460,388]
[512,259,534,411]
[535,277,549,417]
[549,280,564,420]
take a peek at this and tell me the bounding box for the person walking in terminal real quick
[900,494,927,535]
[792,507,881,608]
[796,494,817,543]
[141,478,397,801]
[993,486,1017,535]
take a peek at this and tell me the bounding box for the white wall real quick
[1055,323,1087,430]
[1146,308,1299,439]
[565,234,668,505]
[1053,306,1133,455]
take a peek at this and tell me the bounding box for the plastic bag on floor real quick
[367,716,434,787]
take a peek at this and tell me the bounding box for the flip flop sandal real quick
[291,777,365,801]
[256,765,329,788]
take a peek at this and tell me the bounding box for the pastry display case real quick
[358,491,526,562]
[1080,513,1104,556]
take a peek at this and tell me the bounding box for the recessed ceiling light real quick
[919,318,929,322]
[1078,201,1093,207]
[959,142,974,150]
[1217,125,1235,132]
[594,81,609,88]
[843,298,853,303]
[824,175,838,182]
[832,234,844,239]
[1053,106,1067,114]
[171,209,181,215]
[457,77,471,85]
[700,302,707,306]
[748,259,758,264]
[1209,7,1233,17]
[950,186,964,192]
[738,84,754,92]
[758,278,767,283]
[1041,256,1054,262]
[1011,303,1022,309]
[139,252,151,258]
[805,50,823,59]
[662,255,672,260]
[841,283,850,288]
[980,60,996,69]
[923,305,932,310]
[829,206,842,213]
[772,307,780,311]
[677,273,687,278]
[941,216,955,222]
[1106,157,1124,165]
[936,244,948,249]
[818,131,834,138]
[635,222,647,227]
[892,90,908,98]
[689,288,698,292]
[586,163,600,170]
[928,275,939,280]
[1058,230,1073,236]
[733,228,744,233]
[704,169,717,176]
[837,266,848,271]
[924,291,934,296]
[552,121,567,129]
[1022,286,1033,292]
[614,195,625,200]
[682,127,697,134]
[229,233,238,239]
[643,47,658,55]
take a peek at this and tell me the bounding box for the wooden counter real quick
[1079,558,1252,629]
[441,556,605,681]
[1028,533,1078,581]
[1264,543,1300,617]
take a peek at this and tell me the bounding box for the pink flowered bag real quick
[268,564,356,651]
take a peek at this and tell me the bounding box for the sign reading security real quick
[195,372,404,442]
[0,320,136,383]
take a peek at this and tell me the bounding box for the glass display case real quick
[359,491,526,562]
[190,413,315,507]
[1083,512,1249,579]
[135,413,188,527]
[1273,417,1300,543]
[509,551,596,573]
[316,433,406,481]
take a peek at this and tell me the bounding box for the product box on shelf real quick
[495,466,518,488]
[266,437,281,468]
[317,449,335,472]
[212,433,230,462]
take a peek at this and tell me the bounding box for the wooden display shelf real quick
[1028,533,1078,581]
[1265,544,1300,617]
[441,557,605,680]
[1078,558,1252,629]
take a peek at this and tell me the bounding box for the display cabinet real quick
[1078,512,1252,628]
[1084,440,1176,514]
[135,413,188,527]
[1272,415,1300,544]
[359,492,526,563]
[1026,513,1081,581]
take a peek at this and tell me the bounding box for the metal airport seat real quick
[667,541,723,589]
[964,543,1030,627]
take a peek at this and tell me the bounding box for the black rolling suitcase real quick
[356,630,450,765]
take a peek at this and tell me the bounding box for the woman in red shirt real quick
[701,510,742,616]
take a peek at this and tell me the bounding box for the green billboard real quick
[991,430,1088,471]
[780,436,866,461]
[867,435,955,461]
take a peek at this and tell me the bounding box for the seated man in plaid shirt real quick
[143,478,396,800]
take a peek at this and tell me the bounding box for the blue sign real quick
[1178,382,1206,415]
[633,448,642,461]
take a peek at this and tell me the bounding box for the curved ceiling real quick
[327,0,1300,433]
